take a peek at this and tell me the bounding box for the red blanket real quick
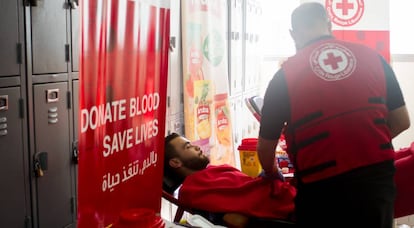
[394,142,414,218]
[178,165,296,219]
[178,145,414,220]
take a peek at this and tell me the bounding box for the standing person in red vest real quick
[257,2,410,228]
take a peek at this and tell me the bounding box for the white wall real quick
[391,59,414,149]
[389,0,414,151]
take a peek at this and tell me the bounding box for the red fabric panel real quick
[394,142,414,218]
[179,144,414,219]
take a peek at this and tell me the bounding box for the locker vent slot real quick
[0,117,7,136]
[48,107,59,124]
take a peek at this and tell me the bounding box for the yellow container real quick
[238,138,262,177]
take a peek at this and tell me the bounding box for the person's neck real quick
[299,32,332,50]
[177,167,197,179]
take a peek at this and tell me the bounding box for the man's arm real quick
[380,56,411,138]
[388,106,410,139]
[257,137,279,175]
[258,69,290,176]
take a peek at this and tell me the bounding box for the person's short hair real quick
[291,2,330,31]
[165,132,180,161]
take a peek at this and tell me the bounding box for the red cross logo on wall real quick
[326,0,364,27]
[310,43,356,81]
[336,0,354,15]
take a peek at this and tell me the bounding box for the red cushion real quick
[394,142,414,218]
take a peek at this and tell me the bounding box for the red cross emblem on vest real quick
[310,43,356,81]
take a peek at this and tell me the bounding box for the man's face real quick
[170,136,210,171]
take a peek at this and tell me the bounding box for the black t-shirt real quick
[259,55,406,141]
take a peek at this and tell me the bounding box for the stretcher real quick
[162,187,296,227]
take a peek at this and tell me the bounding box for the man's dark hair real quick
[165,132,180,161]
[291,2,330,31]
[163,132,184,193]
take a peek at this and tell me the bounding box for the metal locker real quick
[72,80,79,202]
[168,0,183,116]
[30,0,68,74]
[71,6,80,73]
[229,96,241,170]
[72,80,79,146]
[33,82,74,228]
[0,87,29,227]
[0,0,21,77]
[244,0,262,92]
[229,0,244,96]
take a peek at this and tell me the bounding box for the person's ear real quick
[327,20,332,33]
[290,29,301,51]
[290,29,299,44]
[169,158,182,168]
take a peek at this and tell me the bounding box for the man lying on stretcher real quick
[163,132,296,227]
[163,132,414,227]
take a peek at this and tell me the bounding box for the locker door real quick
[0,87,28,227]
[71,8,80,72]
[229,0,244,96]
[0,0,20,77]
[33,82,74,228]
[72,80,79,146]
[31,0,68,74]
[168,0,183,116]
[72,80,79,197]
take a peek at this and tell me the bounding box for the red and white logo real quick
[310,43,356,81]
[326,0,364,27]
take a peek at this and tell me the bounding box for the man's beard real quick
[181,155,210,171]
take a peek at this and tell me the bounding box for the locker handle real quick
[169,37,176,52]
[29,0,39,7]
[69,0,78,9]
[0,95,8,111]
[34,152,48,177]
[72,140,79,164]
[46,89,59,103]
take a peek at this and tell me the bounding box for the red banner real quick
[78,0,170,227]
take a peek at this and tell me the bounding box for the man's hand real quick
[259,168,285,182]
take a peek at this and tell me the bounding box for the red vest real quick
[282,38,394,183]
